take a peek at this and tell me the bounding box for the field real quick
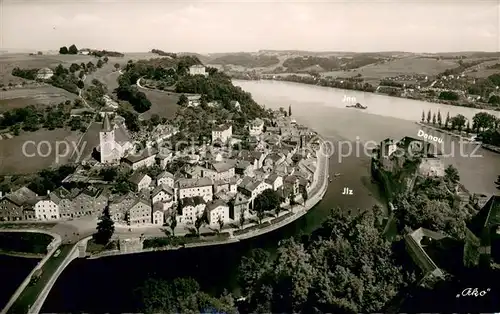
[0,86,78,112]
[139,89,180,120]
[0,129,80,175]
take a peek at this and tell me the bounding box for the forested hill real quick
[208,53,280,68]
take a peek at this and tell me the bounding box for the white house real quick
[152,209,164,225]
[123,149,158,171]
[98,113,133,164]
[129,172,152,192]
[177,196,206,224]
[189,64,208,77]
[33,198,60,221]
[212,124,232,143]
[202,162,235,182]
[151,184,174,204]
[206,199,230,227]
[157,171,175,187]
[238,177,272,205]
[156,149,173,169]
[249,118,264,136]
[230,100,241,111]
[176,177,213,202]
[265,174,283,191]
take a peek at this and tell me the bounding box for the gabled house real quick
[202,162,235,181]
[229,193,250,221]
[151,184,175,208]
[109,192,137,223]
[238,177,272,207]
[157,171,175,187]
[177,196,206,224]
[127,198,152,225]
[176,177,213,202]
[265,174,283,191]
[206,199,230,227]
[122,149,158,171]
[0,187,39,221]
[284,175,300,195]
[129,172,152,192]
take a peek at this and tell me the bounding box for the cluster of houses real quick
[0,111,320,231]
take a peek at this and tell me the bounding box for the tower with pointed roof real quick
[99,113,117,163]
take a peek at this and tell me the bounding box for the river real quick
[5,80,500,313]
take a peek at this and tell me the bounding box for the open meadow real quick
[0,129,80,175]
[0,86,78,112]
[139,89,180,120]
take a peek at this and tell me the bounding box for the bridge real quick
[1,234,90,314]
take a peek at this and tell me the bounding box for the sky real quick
[1,0,499,53]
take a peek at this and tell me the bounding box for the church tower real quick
[99,113,116,163]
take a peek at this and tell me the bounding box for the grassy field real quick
[0,129,80,175]
[139,89,180,120]
[0,86,78,112]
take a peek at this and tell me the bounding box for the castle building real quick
[98,114,133,164]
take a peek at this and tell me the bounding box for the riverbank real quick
[259,76,500,112]
[87,141,330,259]
[415,122,479,143]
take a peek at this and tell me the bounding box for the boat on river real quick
[346,103,367,109]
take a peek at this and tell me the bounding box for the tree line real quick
[420,109,499,137]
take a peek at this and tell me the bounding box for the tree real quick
[238,248,272,297]
[254,189,281,223]
[138,277,236,314]
[178,94,188,106]
[114,63,120,71]
[472,112,497,132]
[169,215,177,236]
[239,209,246,229]
[69,63,80,73]
[93,202,115,244]
[445,112,450,129]
[437,110,442,127]
[432,113,436,124]
[78,71,85,79]
[289,191,296,209]
[254,196,267,224]
[288,105,292,116]
[77,80,84,89]
[450,114,466,132]
[217,214,224,232]
[421,110,425,122]
[194,214,204,236]
[103,56,109,63]
[301,187,308,205]
[426,110,431,123]
[240,210,404,313]
[466,121,471,134]
[444,164,460,184]
[97,59,104,68]
[68,44,78,54]
[59,46,68,54]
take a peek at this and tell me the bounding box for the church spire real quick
[102,113,112,132]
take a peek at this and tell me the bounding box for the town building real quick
[151,185,174,211]
[265,174,283,191]
[189,64,208,77]
[238,176,272,206]
[177,196,206,224]
[212,124,232,143]
[127,198,152,225]
[0,187,38,221]
[152,209,164,225]
[202,162,235,182]
[157,171,175,187]
[284,175,300,195]
[48,187,80,219]
[33,197,60,221]
[229,193,250,221]
[70,188,109,218]
[109,192,137,223]
[129,172,152,192]
[98,113,133,164]
[419,156,445,177]
[248,118,264,136]
[176,177,213,202]
[122,149,158,171]
[36,68,54,80]
[206,199,230,227]
[156,149,173,169]
[234,160,254,177]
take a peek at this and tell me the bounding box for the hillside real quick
[208,53,280,68]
